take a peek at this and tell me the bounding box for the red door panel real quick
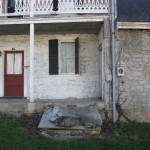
[4,51,24,97]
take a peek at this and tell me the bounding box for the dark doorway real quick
[8,0,15,13]
[7,0,23,18]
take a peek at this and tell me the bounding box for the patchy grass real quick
[0,115,150,150]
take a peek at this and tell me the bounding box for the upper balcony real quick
[0,0,109,18]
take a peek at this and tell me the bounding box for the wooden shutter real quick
[75,38,79,74]
[49,39,58,75]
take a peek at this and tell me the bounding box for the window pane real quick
[7,54,14,74]
[67,43,75,57]
[67,58,75,73]
[14,54,22,74]
[7,53,22,75]
[61,43,67,58]
[61,58,67,73]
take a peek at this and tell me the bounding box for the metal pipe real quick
[111,0,116,122]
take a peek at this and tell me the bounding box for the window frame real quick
[58,39,76,75]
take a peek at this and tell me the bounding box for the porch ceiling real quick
[0,22,102,35]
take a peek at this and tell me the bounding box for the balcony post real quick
[30,0,35,102]
[30,0,34,17]
[29,23,35,102]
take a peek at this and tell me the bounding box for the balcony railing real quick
[0,0,109,16]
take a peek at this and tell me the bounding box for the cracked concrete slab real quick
[38,106,102,131]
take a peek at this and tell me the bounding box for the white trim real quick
[1,50,4,97]
[117,22,150,29]
[0,16,106,25]
[48,75,81,77]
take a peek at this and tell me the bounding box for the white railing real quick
[15,0,30,14]
[0,0,2,14]
[0,0,109,16]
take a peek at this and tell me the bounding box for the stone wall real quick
[116,30,150,122]
[0,34,100,99]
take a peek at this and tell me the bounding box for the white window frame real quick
[58,39,76,75]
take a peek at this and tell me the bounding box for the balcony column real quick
[29,0,35,102]
[29,23,34,102]
[30,0,34,17]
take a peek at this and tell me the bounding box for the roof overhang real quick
[0,22,103,35]
[0,15,105,35]
[0,15,106,25]
[117,22,150,30]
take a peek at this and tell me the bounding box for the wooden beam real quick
[117,22,150,29]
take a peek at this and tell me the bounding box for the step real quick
[0,99,104,114]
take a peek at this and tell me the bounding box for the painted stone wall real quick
[0,34,100,99]
[34,34,100,99]
[116,30,150,122]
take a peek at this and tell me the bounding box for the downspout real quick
[111,0,116,122]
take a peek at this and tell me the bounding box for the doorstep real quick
[0,97,27,99]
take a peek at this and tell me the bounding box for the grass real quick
[0,116,150,150]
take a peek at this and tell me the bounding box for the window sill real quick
[49,74,80,77]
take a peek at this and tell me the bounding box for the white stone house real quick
[1,0,149,123]
[0,0,110,103]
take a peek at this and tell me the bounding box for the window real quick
[60,42,75,74]
[7,53,22,74]
[49,38,79,75]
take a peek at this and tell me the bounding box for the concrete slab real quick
[38,106,102,136]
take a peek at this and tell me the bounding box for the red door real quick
[4,51,24,97]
